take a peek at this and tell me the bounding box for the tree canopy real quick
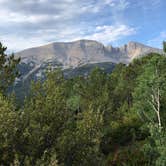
[0,42,20,94]
[0,43,166,165]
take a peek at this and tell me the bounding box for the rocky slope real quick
[16,39,163,82]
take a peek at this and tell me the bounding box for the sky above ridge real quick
[0,0,165,52]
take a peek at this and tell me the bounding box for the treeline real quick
[0,42,166,166]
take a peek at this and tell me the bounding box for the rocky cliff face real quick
[16,39,163,81]
[17,40,162,66]
[118,41,162,60]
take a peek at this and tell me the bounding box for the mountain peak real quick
[50,39,103,46]
[127,41,141,45]
[16,40,163,67]
[16,39,163,82]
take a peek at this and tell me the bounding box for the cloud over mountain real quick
[0,0,165,51]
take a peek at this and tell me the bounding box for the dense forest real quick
[0,42,166,166]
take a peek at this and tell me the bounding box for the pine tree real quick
[0,93,19,165]
[0,42,20,94]
[133,54,166,165]
[163,41,166,53]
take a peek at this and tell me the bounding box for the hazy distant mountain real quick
[17,40,162,65]
[16,39,163,82]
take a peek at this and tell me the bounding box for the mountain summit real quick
[16,40,163,81]
[17,40,162,67]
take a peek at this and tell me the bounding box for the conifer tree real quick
[163,41,166,53]
[0,42,20,94]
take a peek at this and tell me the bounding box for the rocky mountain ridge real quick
[15,40,163,82]
[17,40,162,66]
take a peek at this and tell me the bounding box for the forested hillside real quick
[0,42,166,165]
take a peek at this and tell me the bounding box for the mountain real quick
[15,39,162,82]
[13,39,163,102]
[17,40,162,65]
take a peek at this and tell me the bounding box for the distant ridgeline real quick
[12,40,163,102]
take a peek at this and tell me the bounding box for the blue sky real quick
[0,0,165,52]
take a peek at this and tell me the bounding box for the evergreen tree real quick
[15,70,69,165]
[58,108,104,166]
[0,93,19,165]
[133,54,166,128]
[133,54,166,165]
[163,41,166,53]
[0,42,20,94]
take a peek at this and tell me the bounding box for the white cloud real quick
[0,0,137,51]
[147,31,166,48]
[0,24,136,52]
[113,0,130,10]
[83,25,136,44]
[0,26,85,52]
[134,0,161,11]
[0,0,130,24]
[0,34,46,52]
[0,9,51,23]
[103,0,130,9]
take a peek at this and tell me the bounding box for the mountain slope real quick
[16,40,163,82]
[17,40,162,65]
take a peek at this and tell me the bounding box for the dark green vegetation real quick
[0,42,166,165]
[13,61,115,104]
[163,41,166,53]
[0,43,20,94]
